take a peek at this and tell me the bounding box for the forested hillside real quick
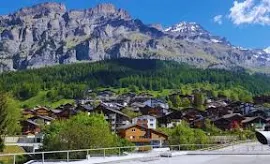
[0,59,269,105]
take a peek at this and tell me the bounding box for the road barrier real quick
[0,141,266,164]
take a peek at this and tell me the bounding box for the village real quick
[20,89,270,147]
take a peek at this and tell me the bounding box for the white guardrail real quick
[0,140,267,164]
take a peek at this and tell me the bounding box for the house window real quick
[150,119,154,122]
[150,123,154,127]
[132,129,136,132]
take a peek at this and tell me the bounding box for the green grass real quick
[16,91,74,109]
[0,146,25,164]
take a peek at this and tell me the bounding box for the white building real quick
[132,115,157,129]
[143,99,169,109]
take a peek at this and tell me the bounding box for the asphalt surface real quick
[113,155,270,164]
[113,142,270,164]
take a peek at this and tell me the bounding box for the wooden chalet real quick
[206,106,231,118]
[117,124,168,146]
[139,105,168,117]
[92,104,130,131]
[181,108,207,124]
[212,113,245,130]
[242,116,267,129]
[21,120,41,135]
[32,107,53,117]
[28,115,55,126]
[158,110,182,128]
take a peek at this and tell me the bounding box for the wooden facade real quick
[117,124,168,146]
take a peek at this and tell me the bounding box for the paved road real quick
[113,155,270,164]
[114,142,270,164]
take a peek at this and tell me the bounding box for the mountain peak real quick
[164,21,203,33]
[14,2,66,17]
[264,47,270,54]
[90,3,130,19]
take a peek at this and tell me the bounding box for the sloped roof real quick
[222,113,244,119]
[25,120,40,126]
[97,104,130,118]
[242,116,266,124]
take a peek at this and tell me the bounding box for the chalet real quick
[22,109,35,118]
[226,101,243,113]
[158,110,182,128]
[190,117,206,129]
[117,124,168,146]
[76,104,94,113]
[226,102,255,115]
[132,115,157,129]
[223,113,245,126]
[206,106,231,119]
[206,100,228,109]
[143,98,169,109]
[21,120,41,135]
[32,107,52,117]
[240,103,255,115]
[247,109,268,118]
[97,90,116,100]
[181,108,207,124]
[254,95,270,104]
[212,113,245,130]
[117,92,136,104]
[131,93,153,103]
[92,104,130,131]
[130,102,146,112]
[139,105,169,117]
[242,116,267,129]
[28,115,55,126]
[51,108,76,119]
[212,118,232,131]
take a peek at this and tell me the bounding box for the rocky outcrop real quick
[0,3,269,73]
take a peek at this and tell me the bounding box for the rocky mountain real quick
[0,2,269,73]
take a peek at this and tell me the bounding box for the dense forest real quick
[0,59,270,103]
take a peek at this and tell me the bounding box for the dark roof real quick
[158,110,182,120]
[25,120,40,126]
[222,113,244,119]
[97,104,130,118]
[29,115,55,121]
[80,105,94,111]
[242,116,266,124]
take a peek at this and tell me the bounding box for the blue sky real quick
[0,0,269,49]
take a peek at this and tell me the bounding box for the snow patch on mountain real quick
[264,47,270,54]
[164,22,201,33]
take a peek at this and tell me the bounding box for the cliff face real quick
[0,3,269,73]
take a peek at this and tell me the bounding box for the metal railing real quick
[0,141,266,164]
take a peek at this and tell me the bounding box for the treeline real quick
[0,59,270,101]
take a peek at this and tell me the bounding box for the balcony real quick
[128,137,151,143]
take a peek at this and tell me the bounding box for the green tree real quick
[167,100,173,108]
[194,92,205,107]
[43,113,132,152]
[0,93,21,152]
[175,95,182,108]
[181,98,191,108]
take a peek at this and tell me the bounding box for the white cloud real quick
[229,0,270,25]
[213,15,223,25]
